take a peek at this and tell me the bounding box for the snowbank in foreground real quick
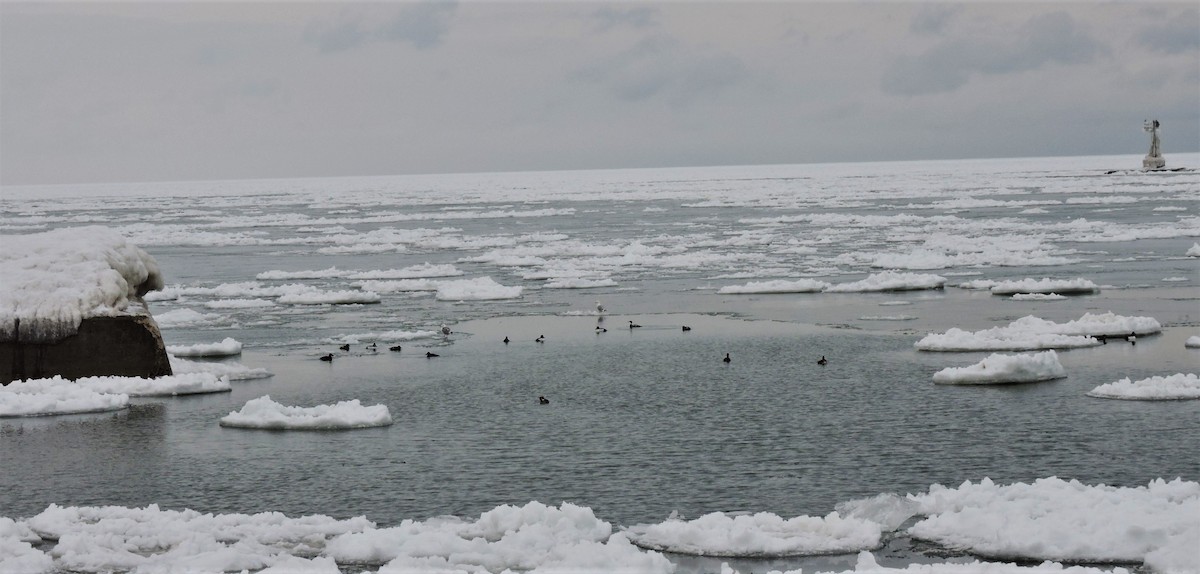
[219,396,393,430]
[624,511,881,557]
[825,271,945,292]
[718,279,830,294]
[933,351,1066,385]
[1086,373,1200,400]
[915,312,1160,352]
[0,378,127,417]
[434,276,523,301]
[907,477,1199,571]
[165,337,242,357]
[0,226,164,344]
[989,278,1098,295]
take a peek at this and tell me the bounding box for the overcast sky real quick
[2,2,1197,186]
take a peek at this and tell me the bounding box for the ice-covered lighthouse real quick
[1143,119,1166,170]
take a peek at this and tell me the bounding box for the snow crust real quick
[989,278,1098,295]
[0,226,164,343]
[0,378,128,417]
[915,312,1161,352]
[219,396,393,430]
[165,337,242,357]
[907,477,1200,569]
[932,351,1066,385]
[623,511,882,557]
[1086,373,1200,400]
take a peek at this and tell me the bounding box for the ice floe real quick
[170,356,273,380]
[1010,293,1067,301]
[325,329,439,345]
[623,511,882,557]
[219,396,393,430]
[154,308,230,328]
[1185,242,1200,257]
[989,278,1098,295]
[276,288,380,305]
[718,279,830,294]
[907,477,1199,570]
[0,226,164,343]
[825,272,945,293]
[1086,373,1200,400]
[1186,336,1200,348]
[165,337,242,357]
[0,378,128,417]
[915,312,1161,352]
[932,351,1066,385]
[434,276,523,301]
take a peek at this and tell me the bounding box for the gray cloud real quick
[883,12,1104,95]
[304,2,457,53]
[1137,9,1200,54]
[909,5,960,36]
[591,6,660,32]
[572,34,748,104]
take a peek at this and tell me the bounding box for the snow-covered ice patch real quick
[813,551,1137,573]
[1010,293,1067,301]
[932,351,1066,385]
[219,396,393,430]
[543,277,618,289]
[859,315,917,321]
[990,278,1098,295]
[0,377,128,417]
[825,272,945,293]
[434,277,522,301]
[76,373,231,396]
[624,511,881,557]
[326,330,438,345]
[165,337,242,357]
[1086,373,1200,401]
[718,279,830,294]
[154,308,229,328]
[0,226,164,343]
[204,298,276,309]
[915,312,1160,352]
[257,267,347,280]
[1162,276,1188,282]
[1186,336,1200,349]
[1186,242,1200,257]
[277,288,380,305]
[907,477,1200,569]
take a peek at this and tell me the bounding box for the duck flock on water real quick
[316,300,830,404]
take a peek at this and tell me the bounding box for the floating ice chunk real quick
[327,330,439,345]
[204,298,276,309]
[326,501,672,573]
[932,351,1066,385]
[989,278,1098,295]
[1086,373,1200,400]
[354,279,441,293]
[718,279,830,294]
[434,277,523,301]
[154,308,229,328]
[624,511,881,557]
[256,267,348,280]
[834,494,919,532]
[73,373,231,396]
[1186,336,1200,349]
[0,377,128,417]
[916,313,1160,352]
[346,263,463,280]
[957,279,997,290]
[166,337,242,357]
[801,551,1136,573]
[1010,293,1066,301]
[219,396,393,430]
[1186,242,1200,257]
[170,356,273,380]
[0,521,51,574]
[825,272,945,293]
[277,288,380,305]
[1162,276,1188,282]
[24,503,374,574]
[0,226,164,344]
[907,477,1200,567]
[543,277,618,289]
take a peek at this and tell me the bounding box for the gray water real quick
[1,156,1197,571]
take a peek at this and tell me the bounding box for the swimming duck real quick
[629,321,642,329]
[426,351,439,358]
[723,353,731,363]
[338,344,350,351]
[389,345,402,352]
[682,326,691,332]
[503,336,510,344]
[596,326,607,333]
[817,356,828,366]
[319,353,334,362]
[536,335,545,343]
[441,324,452,337]
[539,396,550,405]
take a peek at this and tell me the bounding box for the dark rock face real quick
[1,314,172,385]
